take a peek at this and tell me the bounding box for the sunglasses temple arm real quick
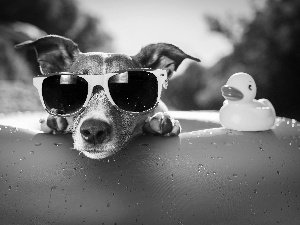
[163,78,169,89]
[33,78,47,110]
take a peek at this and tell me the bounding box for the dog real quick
[15,35,200,159]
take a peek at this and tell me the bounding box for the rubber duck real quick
[219,72,276,131]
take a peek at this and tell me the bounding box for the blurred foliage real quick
[0,0,113,114]
[205,14,248,45]
[0,0,113,53]
[162,0,300,120]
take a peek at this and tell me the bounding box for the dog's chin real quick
[80,149,116,159]
[73,141,119,159]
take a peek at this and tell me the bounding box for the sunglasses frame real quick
[33,69,169,117]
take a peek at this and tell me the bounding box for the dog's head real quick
[16,35,199,159]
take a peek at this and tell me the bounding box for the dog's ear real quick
[15,35,80,74]
[132,43,200,78]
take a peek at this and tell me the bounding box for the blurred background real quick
[0,0,299,120]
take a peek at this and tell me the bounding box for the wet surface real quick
[0,117,299,224]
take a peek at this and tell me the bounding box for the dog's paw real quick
[39,115,72,134]
[143,112,181,136]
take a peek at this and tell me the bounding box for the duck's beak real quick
[221,85,244,101]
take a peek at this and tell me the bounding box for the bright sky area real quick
[79,0,261,68]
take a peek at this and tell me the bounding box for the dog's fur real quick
[16,35,200,159]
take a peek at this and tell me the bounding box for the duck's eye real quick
[248,85,252,90]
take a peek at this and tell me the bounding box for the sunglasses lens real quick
[108,71,158,112]
[42,75,88,115]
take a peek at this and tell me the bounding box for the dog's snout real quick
[80,119,111,145]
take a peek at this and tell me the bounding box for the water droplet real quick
[51,186,57,191]
[254,189,258,194]
[277,171,280,175]
[20,157,26,161]
[233,174,238,178]
[54,143,63,147]
[259,147,264,151]
[29,151,34,154]
[35,143,41,146]
[8,185,11,190]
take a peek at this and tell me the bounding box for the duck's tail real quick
[258,99,276,118]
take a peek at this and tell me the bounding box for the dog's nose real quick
[80,119,111,145]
